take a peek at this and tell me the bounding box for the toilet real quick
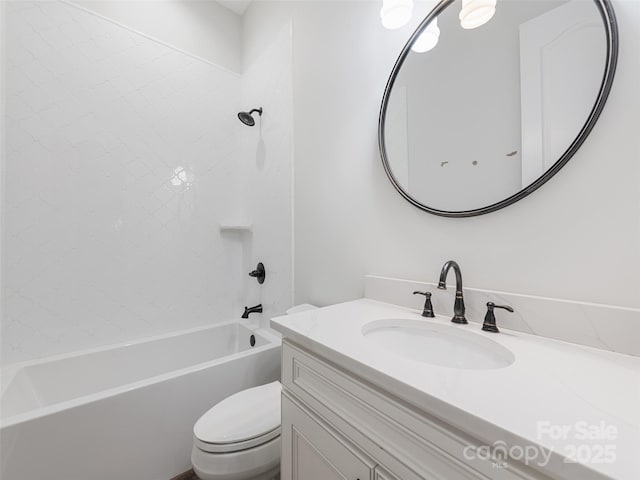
[191,380,282,480]
[192,305,317,480]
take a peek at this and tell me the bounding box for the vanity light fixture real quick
[380,0,413,30]
[411,17,440,52]
[459,0,497,29]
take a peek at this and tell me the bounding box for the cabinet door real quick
[281,393,374,480]
[374,466,400,480]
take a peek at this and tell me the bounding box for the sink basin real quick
[362,319,515,370]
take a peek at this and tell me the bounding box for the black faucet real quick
[482,302,514,333]
[248,262,266,284]
[413,291,435,317]
[241,304,263,319]
[437,260,467,324]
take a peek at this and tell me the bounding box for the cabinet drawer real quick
[282,393,375,480]
[282,341,548,480]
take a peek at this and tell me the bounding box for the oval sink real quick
[362,319,515,370]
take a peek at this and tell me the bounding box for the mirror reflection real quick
[383,0,611,213]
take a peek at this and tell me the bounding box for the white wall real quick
[0,1,6,352]
[239,24,294,326]
[72,0,243,72]
[243,0,640,310]
[2,1,295,363]
[71,0,294,325]
[2,1,244,363]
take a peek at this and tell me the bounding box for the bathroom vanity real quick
[271,293,640,480]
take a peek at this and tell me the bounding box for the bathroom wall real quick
[243,0,640,310]
[238,24,294,327]
[2,1,295,364]
[1,1,244,363]
[72,0,242,72]
[1,1,6,329]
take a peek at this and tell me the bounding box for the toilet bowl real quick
[191,381,282,480]
[193,306,316,479]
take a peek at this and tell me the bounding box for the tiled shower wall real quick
[1,1,249,363]
[239,25,293,328]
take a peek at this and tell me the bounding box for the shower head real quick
[237,107,263,127]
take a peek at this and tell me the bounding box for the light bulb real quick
[459,0,497,29]
[380,0,414,30]
[411,17,440,52]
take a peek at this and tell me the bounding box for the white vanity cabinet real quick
[280,341,549,480]
[281,394,374,480]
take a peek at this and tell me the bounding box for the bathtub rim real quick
[0,321,281,428]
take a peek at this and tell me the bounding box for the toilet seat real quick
[194,426,281,453]
[193,381,281,454]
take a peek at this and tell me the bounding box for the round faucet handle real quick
[248,262,266,284]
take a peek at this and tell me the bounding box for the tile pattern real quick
[2,1,248,363]
[239,24,294,328]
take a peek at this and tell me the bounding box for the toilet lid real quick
[194,381,281,446]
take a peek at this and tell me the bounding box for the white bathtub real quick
[0,321,281,480]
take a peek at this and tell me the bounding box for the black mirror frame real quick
[378,0,619,218]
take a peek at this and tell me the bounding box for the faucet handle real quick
[248,262,266,284]
[482,302,514,333]
[413,291,435,318]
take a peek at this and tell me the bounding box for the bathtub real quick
[0,321,281,480]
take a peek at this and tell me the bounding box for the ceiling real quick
[217,0,253,15]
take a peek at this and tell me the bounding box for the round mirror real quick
[379,0,618,217]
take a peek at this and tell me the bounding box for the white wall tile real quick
[239,24,294,326]
[1,1,257,364]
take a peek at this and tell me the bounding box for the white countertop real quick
[271,299,640,480]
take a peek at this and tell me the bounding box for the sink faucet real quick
[437,260,467,324]
[482,302,514,333]
[413,291,435,317]
[241,304,263,319]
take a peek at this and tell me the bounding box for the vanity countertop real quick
[271,298,640,480]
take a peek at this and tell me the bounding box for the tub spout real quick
[241,304,263,319]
